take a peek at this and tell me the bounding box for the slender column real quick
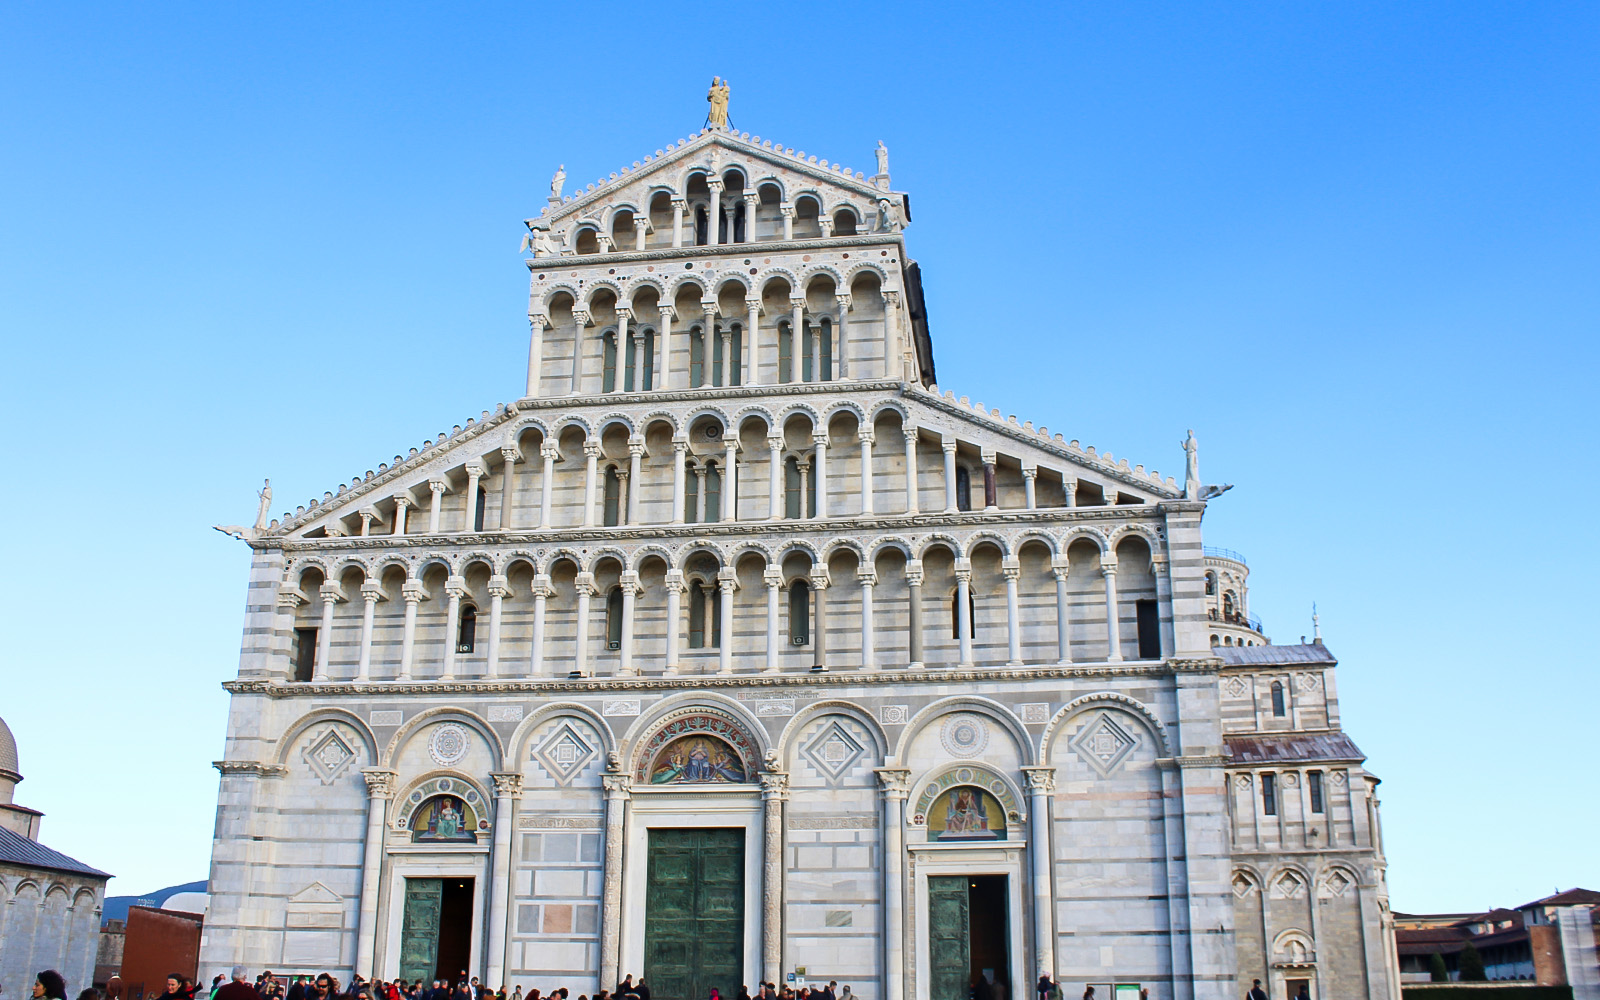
[717,569,737,675]
[398,581,425,680]
[1065,479,1078,508]
[743,192,759,245]
[798,461,811,519]
[858,428,875,516]
[1102,557,1123,662]
[819,216,833,238]
[530,574,552,676]
[569,309,590,394]
[630,327,646,391]
[810,314,822,383]
[356,582,383,682]
[671,196,686,248]
[780,203,794,241]
[315,582,343,682]
[486,575,510,677]
[767,434,784,521]
[582,441,601,528]
[942,438,959,512]
[814,434,829,519]
[877,769,912,1000]
[981,448,999,511]
[526,314,549,398]
[719,327,732,387]
[486,772,522,986]
[441,576,466,680]
[615,307,633,391]
[707,177,724,246]
[633,215,649,252]
[694,463,707,524]
[392,496,410,535]
[745,296,762,385]
[573,573,595,676]
[1002,558,1022,665]
[810,568,831,671]
[759,770,790,984]
[859,568,877,670]
[1150,554,1173,659]
[1022,767,1059,979]
[903,428,920,514]
[499,447,520,530]
[671,437,688,525]
[664,570,684,674]
[722,434,739,521]
[355,768,396,978]
[621,439,642,524]
[788,296,805,383]
[462,463,484,532]
[764,568,783,672]
[700,298,718,385]
[599,772,633,989]
[618,571,640,676]
[358,507,376,536]
[658,304,676,391]
[427,479,447,533]
[539,442,557,528]
[1052,556,1072,664]
[954,559,973,667]
[906,559,924,668]
[1023,464,1038,509]
[835,293,852,379]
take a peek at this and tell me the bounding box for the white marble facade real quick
[200,123,1397,1000]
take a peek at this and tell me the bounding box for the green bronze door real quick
[399,878,443,983]
[644,829,745,1000]
[928,876,972,1000]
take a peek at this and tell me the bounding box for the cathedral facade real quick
[201,116,1398,1000]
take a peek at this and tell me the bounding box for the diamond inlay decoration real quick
[533,721,600,786]
[302,729,358,785]
[1321,871,1351,897]
[1069,712,1139,776]
[800,720,868,784]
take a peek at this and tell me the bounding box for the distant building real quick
[0,714,112,993]
[120,905,204,1000]
[1396,888,1600,998]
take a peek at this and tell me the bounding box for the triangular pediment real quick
[288,881,341,905]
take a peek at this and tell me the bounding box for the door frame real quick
[622,788,764,991]
[380,847,490,981]
[909,845,1027,1000]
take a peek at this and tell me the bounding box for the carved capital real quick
[779,204,795,219]
[360,581,386,603]
[615,306,633,323]
[953,558,972,583]
[672,437,690,455]
[858,568,879,587]
[658,303,677,322]
[464,460,488,480]
[835,293,853,313]
[809,567,832,591]
[490,771,524,798]
[759,771,791,800]
[531,573,554,599]
[763,567,785,589]
[903,426,920,443]
[905,558,924,587]
[501,445,521,464]
[619,570,641,595]
[540,442,560,461]
[583,441,603,459]
[706,177,724,193]
[1001,561,1021,582]
[1022,766,1057,794]
[789,295,806,310]
[429,478,449,495]
[745,296,762,313]
[215,760,289,778]
[601,772,634,796]
[1101,559,1119,576]
[572,308,592,327]
[628,439,646,458]
[665,568,686,594]
[858,427,875,446]
[942,438,958,455]
[980,447,997,465]
[401,579,430,604]
[876,767,912,798]
[277,587,308,610]
[883,289,901,308]
[487,574,512,599]
[575,572,597,597]
[528,312,552,331]
[444,576,468,600]
[1022,464,1038,480]
[319,581,347,604]
[717,567,740,593]
[362,767,398,798]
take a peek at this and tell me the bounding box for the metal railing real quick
[1204,546,1247,565]
[1208,608,1264,632]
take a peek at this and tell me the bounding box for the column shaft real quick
[627,445,643,525]
[859,433,875,515]
[765,574,782,672]
[814,437,829,518]
[768,436,784,521]
[860,577,876,670]
[356,591,378,682]
[531,577,550,676]
[499,451,518,529]
[599,776,631,989]
[442,586,462,680]
[540,446,556,528]
[1004,565,1022,665]
[718,579,735,675]
[812,580,829,670]
[399,590,421,680]
[1104,560,1123,662]
[907,562,924,667]
[943,442,958,512]
[1024,770,1058,979]
[354,772,393,978]
[903,431,919,514]
[1054,564,1072,663]
[574,578,594,675]
[664,574,683,674]
[879,775,909,1000]
[955,567,973,667]
[486,585,506,677]
[315,589,337,682]
[485,778,519,986]
[760,776,789,984]
[723,441,739,521]
[619,578,638,676]
[583,446,600,527]
[672,442,687,525]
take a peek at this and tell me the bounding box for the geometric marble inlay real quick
[428,723,469,767]
[302,730,357,785]
[800,720,867,783]
[533,722,599,786]
[1069,712,1138,776]
[939,714,989,757]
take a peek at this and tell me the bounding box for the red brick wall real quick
[120,907,204,1000]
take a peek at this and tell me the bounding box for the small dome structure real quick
[0,714,19,782]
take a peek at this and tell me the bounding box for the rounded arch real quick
[585,546,631,575]
[894,695,1035,766]
[801,264,846,292]
[508,414,552,442]
[821,536,866,563]
[670,274,710,299]
[371,554,414,580]
[1014,529,1059,556]
[414,553,454,579]
[682,402,735,430]
[758,268,800,294]
[772,538,822,566]
[823,399,869,426]
[273,707,379,767]
[624,275,669,304]
[623,694,770,777]
[962,530,1011,559]
[540,284,582,310]
[596,412,638,437]
[1109,522,1163,553]
[552,413,594,438]
[541,546,586,575]
[776,401,823,428]
[568,223,602,253]
[457,550,497,576]
[869,535,915,561]
[776,700,890,762]
[329,555,372,580]
[907,760,1027,828]
[844,261,892,286]
[584,281,625,309]
[508,701,618,763]
[637,408,681,435]
[869,398,911,423]
[917,532,962,560]
[676,540,730,571]
[731,403,777,430]
[1038,692,1173,761]
[753,176,786,200]
[604,203,643,228]
[713,273,751,297]
[382,706,505,771]
[391,770,497,833]
[1060,525,1110,555]
[629,543,676,573]
[727,539,774,566]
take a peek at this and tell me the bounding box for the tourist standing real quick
[34,972,68,1000]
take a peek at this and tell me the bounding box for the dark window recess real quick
[1135,599,1160,659]
[955,466,972,511]
[292,627,318,682]
[457,605,477,654]
[1262,773,1277,816]
[951,590,975,638]
[688,585,706,648]
[474,487,487,532]
[789,581,810,645]
[1309,771,1324,814]
[1271,680,1286,717]
[606,587,623,650]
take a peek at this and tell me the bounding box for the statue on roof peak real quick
[549,164,566,202]
[707,77,730,129]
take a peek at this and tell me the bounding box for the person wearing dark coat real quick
[35,971,69,1000]
[216,969,263,1000]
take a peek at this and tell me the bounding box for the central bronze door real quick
[644,828,745,1000]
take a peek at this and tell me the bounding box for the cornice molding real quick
[527,233,907,270]
[213,760,289,778]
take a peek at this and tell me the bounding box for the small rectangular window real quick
[1308,771,1324,814]
[1135,599,1160,659]
[292,627,317,682]
[1262,773,1277,816]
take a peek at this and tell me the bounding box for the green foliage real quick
[1459,942,1488,982]
[1429,953,1449,983]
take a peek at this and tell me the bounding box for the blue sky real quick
[1,3,1595,911]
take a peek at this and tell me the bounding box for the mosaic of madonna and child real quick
[649,734,748,783]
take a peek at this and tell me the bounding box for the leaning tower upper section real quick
[521,127,927,399]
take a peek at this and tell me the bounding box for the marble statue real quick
[875,140,889,175]
[550,164,566,201]
[255,479,272,531]
[1183,430,1200,500]
[706,77,730,128]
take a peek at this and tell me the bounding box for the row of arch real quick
[532,261,893,316]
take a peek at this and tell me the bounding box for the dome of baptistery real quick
[0,714,18,780]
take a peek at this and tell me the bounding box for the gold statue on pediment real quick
[706,76,730,128]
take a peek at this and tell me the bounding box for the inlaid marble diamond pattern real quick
[533,722,599,786]
[800,720,867,783]
[302,730,357,785]
[1069,712,1138,776]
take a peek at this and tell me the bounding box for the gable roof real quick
[0,824,111,880]
[1521,888,1600,908]
[535,125,891,231]
[1224,732,1366,765]
[1217,643,1336,667]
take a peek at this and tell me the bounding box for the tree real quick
[1459,942,1488,982]
[1429,953,1449,983]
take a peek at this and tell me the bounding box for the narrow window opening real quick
[711,324,724,387]
[689,326,705,387]
[955,466,972,511]
[733,201,746,243]
[606,587,623,650]
[688,584,706,648]
[603,467,621,526]
[1261,773,1277,816]
[292,627,317,682]
[784,456,802,519]
[1205,572,1217,596]
[457,604,477,654]
[819,318,833,381]
[710,582,722,647]
[728,322,743,386]
[695,206,708,246]
[704,462,722,522]
[1308,771,1325,814]
[642,330,655,390]
[777,321,793,383]
[474,487,487,532]
[684,466,701,524]
[802,320,814,382]
[1135,598,1160,659]
[951,590,975,638]
[602,332,618,393]
[1271,680,1286,717]
[789,580,810,645]
[623,334,637,392]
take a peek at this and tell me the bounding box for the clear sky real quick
[2,3,1595,912]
